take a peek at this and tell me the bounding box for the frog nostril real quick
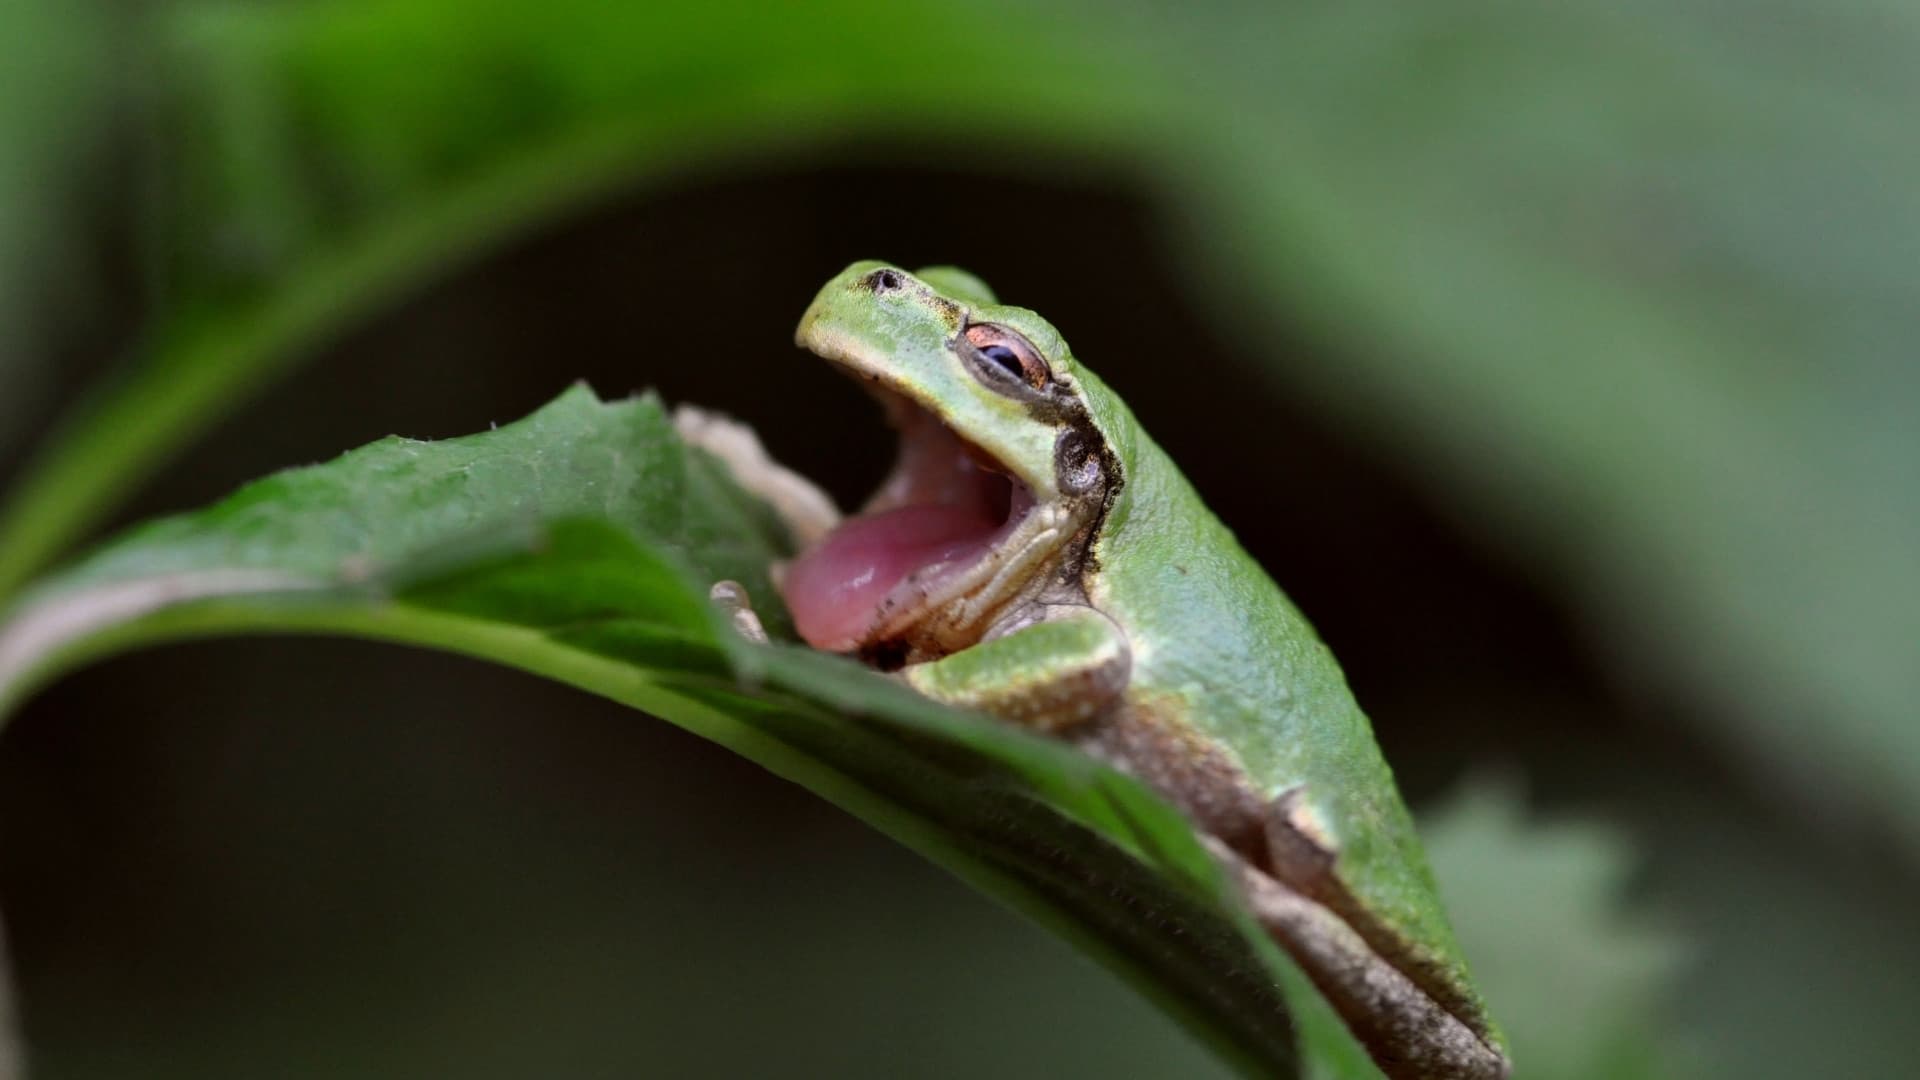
[867,268,905,293]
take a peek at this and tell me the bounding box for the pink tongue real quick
[782,504,996,650]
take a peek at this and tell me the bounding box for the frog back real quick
[1073,367,1484,1024]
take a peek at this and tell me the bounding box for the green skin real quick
[758,263,1507,1079]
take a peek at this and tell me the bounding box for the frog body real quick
[686,263,1507,1080]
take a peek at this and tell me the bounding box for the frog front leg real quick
[674,404,841,549]
[707,581,1129,734]
[902,608,1130,732]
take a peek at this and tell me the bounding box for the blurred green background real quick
[1,1,1915,1077]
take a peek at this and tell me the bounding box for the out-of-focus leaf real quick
[1626,768,1920,1080]
[0,0,112,458]
[1422,778,1691,1080]
[0,386,1421,1080]
[1099,1,1920,846]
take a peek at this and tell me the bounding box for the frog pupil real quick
[982,344,1024,378]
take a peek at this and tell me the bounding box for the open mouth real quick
[780,389,1034,655]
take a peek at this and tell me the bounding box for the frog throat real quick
[780,383,1108,664]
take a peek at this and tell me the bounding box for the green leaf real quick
[1103,0,1920,848]
[1422,778,1692,1080]
[0,387,1406,1079]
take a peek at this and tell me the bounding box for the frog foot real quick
[674,404,842,548]
[708,580,769,645]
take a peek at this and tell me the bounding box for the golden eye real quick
[963,323,1049,391]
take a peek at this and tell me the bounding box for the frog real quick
[677,262,1509,1080]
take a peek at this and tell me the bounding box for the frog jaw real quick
[779,377,1097,664]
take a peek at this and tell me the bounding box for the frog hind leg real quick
[1069,711,1509,1079]
[893,605,1508,1077]
[1208,835,1512,1080]
[1070,695,1272,858]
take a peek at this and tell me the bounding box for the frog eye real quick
[962,323,1050,392]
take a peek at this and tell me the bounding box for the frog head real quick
[786,262,1115,663]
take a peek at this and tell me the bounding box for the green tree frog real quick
[682,263,1508,1079]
